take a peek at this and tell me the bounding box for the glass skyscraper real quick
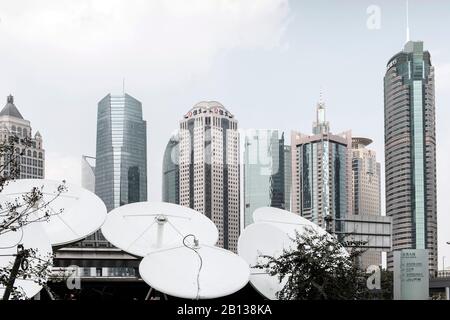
[284,145,292,212]
[291,100,352,234]
[95,93,147,212]
[162,132,179,204]
[243,130,287,227]
[384,41,437,273]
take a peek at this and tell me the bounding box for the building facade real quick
[95,93,147,212]
[162,132,179,204]
[384,41,437,273]
[350,137,384,267]
[243,130,287,227]
[0,95,45,179]
[284,145,292,212]
[179,101,240,252]
[352,137,381,217]
[291,100,352,234]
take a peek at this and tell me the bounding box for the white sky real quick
[0,0,449,268]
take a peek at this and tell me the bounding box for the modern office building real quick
[81,155,96,193]
[94,93,147,212]
[162,132,179,204]
[243,130,286,227]
[0,95,45,179]
[351,137,381,217]
[350,137,384,267]
[284,145,292,212]
[291,100,352,234]
[384,41,437,273]
[179,101,240,252]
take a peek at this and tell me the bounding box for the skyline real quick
[1,1,449,266]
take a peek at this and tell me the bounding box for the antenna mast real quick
[406,0,410,42]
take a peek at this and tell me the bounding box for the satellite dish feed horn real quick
[156,215,168,249]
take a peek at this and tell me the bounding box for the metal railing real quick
[434,270,450,278]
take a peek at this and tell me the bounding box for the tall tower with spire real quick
[312,97,330,135]
[291,97,352,234]
[384,38,437,272]
[0,95,45,179]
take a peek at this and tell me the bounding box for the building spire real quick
[313,90,330,135]
[319,87,324,104]
[406,0,410,42]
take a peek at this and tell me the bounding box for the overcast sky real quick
[1,0,449,267]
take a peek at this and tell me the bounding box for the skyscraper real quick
[284,145,292,211]
[351,137,381,217]
[384,41,437,273]
[162,132,179,204]
[95,93,147,212]
[0,95,45,179]
[350,137,383,267]
[179,101,240,252]
[243,130,286,227]
[291,100,352,234]
[81,155,96,193]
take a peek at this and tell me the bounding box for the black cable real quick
[183,234,203,300]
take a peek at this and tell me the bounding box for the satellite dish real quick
[139,243,250,299]
[253,207,348,256]
[1,179,107,247]
[253,207,326,237]
[101,202,219,257]
[238,222,294,300]
[0,221,53,300]
[240,208,349,300]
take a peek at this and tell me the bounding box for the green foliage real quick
[255,228,379,300]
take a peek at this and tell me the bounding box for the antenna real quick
[122,78,125,95]
[406,0,410,42]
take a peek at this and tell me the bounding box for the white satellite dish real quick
[139,243,250,299]
[253,207,326,237]
[238,222,294,300]
[0,221,53,300]
[101,202,219,257]
[1,179,107,247]
[239,207,349,300]
[253,207,348,256]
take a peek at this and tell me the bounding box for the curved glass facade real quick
[243,130,287,227]
[384,41,437,273]
[292,102,352,233]
[95,93,147,212]
[162,133,179,204]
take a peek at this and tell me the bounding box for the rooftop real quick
[0,95,24,119]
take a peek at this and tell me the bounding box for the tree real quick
[0,134,66,300]
[255,228,371,300]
